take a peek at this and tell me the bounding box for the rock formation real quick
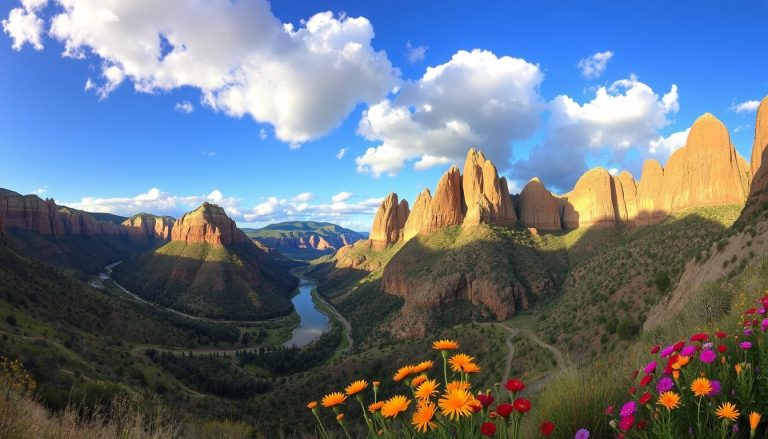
[170,202,247,246]
[426,166,465,231]
[122,214,174,241]
[616,171,638,222]
[561,168,620,228]
[517,178,561,231]
[635,159,667,225]
[746,97,768,214]
[462,149,517,225]
[403,189,432,241]
[369,193,409,250]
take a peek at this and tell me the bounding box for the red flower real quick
[663,365,673,375]
[629,386,637,395]
[639,392,651,405]
[540,421,555,436]
[513,398,532,413]
[690,333,709,342]
[716,331,727,339]
[496,403,514,418]
[639,375,652,387]
[650,345,660,354]
[605,406,614,415]
[480,422,496,437]
[477,393,494,408]
[672,341,685,352]
[717,344,727,353]
[745,320,752,327]
[745,307,757,315]
[504,379,526,393]
[619,414,635,431]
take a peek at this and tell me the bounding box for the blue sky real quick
[0,1,766,231]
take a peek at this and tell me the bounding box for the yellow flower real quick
[394,365,416,382]
[432,339,460,351]
[410,374,427,388]
[715,402,740,422]
[446,380,471,392]
[368,401,384,412]
[307,401,318,409]
[449,354,475,373]
[656,392,681,410]
[749,411,761,432]
[412,360,434,373]
[321,392,347,408]
[415,379,440,400]
[736,363,743,376]
[462,362,481,374]
[690,377,712,397]
[439,389,475,420]
[381,395,411,418]
[345,380,369,396]
[411,401,437,433]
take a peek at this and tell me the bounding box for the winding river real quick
[283,271,331,348]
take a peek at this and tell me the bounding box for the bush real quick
[653,271,671,293]
[617,319,639,340]
[5,314,16,327]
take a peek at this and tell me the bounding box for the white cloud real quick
[577,50,614,79]
[331,191,352,202]
[2,0,47,51]
[732,100,761,113]
[32,187,47,195]
[84,78,95,91]
[405,40,427,63]
[175,101,194,113]
[355,49,545,177]
[648,128,690,156]
[63,187,240,217]
[514,76,680,191]
[6,1,399,146]
[336,147,348,159]
[291,192,315,203]
[259,128,268,140]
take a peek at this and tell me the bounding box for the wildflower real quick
[448,353,475,372]
[513,397,532,413]
[639,375,652,387]
[715,402,740,422]
[381,395,411,418]
[480,422,496,437]
[749,412,761,434]
[476,393,494,408]
[321,392,347,408]
[415,379,440,400]
[736,363,743,375]
[716,331,727,339]
[605,406,614,415]
[657,392,681,410]
[700,350,716,364]
[393,365,415,382]
[505,378,526,392]
[575,428,590,439]
[650,345,660,354]
[703,342,713,349]
[540,421,555,436]
[660,345,675,357]
[718,344,727,353]
[410,374,427,388]
[307,401,318,409]
[345,380,369,396]
[446,380,471,392]
[741,341,753,350]
[639,392,652,405]
[673,341,685,352]
[432,339,460,351]
[674,356,691,368]
[373,381,380,391]
[496,403,514,418]
[336,413,344,421]
[643,361,657,374]
[680,345,696,356]
[619,401,637,417]
[411,401,437,433]
[462,362,481,374]
[657,377,674,393]
[368,401,384,412]
[691,333,709,342]
[690,378,712,397]
[412,360,434,373]
[438,389,475,420]
[745,328,754,336]
[629,386,637,395]
[708,380,721,397]
[619,415,635,431]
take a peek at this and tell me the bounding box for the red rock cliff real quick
[170,202,247,246]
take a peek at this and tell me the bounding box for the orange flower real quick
[415,379,440,400]
[411,401,437,433]
[345,380,369,396]
[690,378,712,397]
[381,395,411,418]
[433,339,460,351]
[336,413,345,421]
[394,365,416,382]
[462,362,481,374]
[410,374,427,388]
[449,354,475,373]
[735,363,743,376]
[412,360,434,373]
[368,401,384,412]
[715,402,740,422]
[321,392,347,408]
[439,389,475,420]
[446,380,471,393]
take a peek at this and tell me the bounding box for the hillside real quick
[243,221,365,260]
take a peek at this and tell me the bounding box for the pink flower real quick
[699,350,716,364]
[619,414,635,431]
[643,361,657,374]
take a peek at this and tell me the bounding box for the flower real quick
[345,380,368,396]
[368,401,384,412]
[505,378,526,392]
[643,361,657,374]
[657,391,681,410]
[381,395,411,418]
[411,401,437,433]
[446,380,471,392]
[575,428,590,439]
[513,397,532,413]
[741,341,753,350]
[736,363,743,375]
[480,422,496,437]
[605,406,614,415]
[619,415,635,431]
[639,392,651,405]
[410,374,427,388]
[718,344,727,353]
[448,353,475,373]
[462,362,481,374]
[639,375,652,387]
[715,402,740,422]
[749,412,761,432]
[690,377,712,397]
[415,379,440,400]
[708,380,721,397]
[673,341,685,352]
[691,333,709,342]
[680,345,696,356]
[745,328,753,336]
[432,339,459,351]
[699,350,716,364]
[540,421,555,436]
[496,403,514,418]
[476,393,494,408]
[619,401,637,417]
[762,319,768,331]
[716,331,727,339]
[650,345,660,354]
[321,392,347,408]
[393,365,415,382]
[336,413,344,421]
[656,377,674,393]
[660,345,675,357]
[438,389,475,420]
[412,360,434,373]
[306,401,318,409]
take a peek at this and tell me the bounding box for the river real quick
[283,269,330,348]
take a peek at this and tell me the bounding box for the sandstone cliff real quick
[170,202,247,246]
[617,171,638,222]
[561,168,620,228]
[426,166,464,231]
[517,178,561,231]
[369,193,409,250]
[403,189,432,241]
[746,97,768,215]
[462,149,517,226]
[122,214,174,241]
[635,159,668,225]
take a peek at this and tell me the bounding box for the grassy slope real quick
[243,221,363,240]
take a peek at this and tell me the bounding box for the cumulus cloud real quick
[336,147,348,159]
[4,0,399,145]
[64,187,241,217]
[405,40,427,63]
[355,49,545,177]
[577,50,614,79]
[648,128,690,157]
[291,192,315,203]
[331,191,352,202]
[32,187,47,195]
[513,76,680,191]
[732,100,761,113]
[242,195,382,225]
[175,101,194,113]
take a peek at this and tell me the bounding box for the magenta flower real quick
[619,414,635,431]
[643,361,657,374]
[744,328,753,336]
[699,350,716,364]
[659,345,675,358]
[762,318,768,331]
[680,345,696,356]
[656,377,674,393]
[619,401,637,418]
[740,341,753,350]
[575,428,590,439]
[708,380,721,397]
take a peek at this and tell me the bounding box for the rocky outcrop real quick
[662,113,749,212]
[462,149,517,226]
[561,168,620,228]
[403,189,432,241]
[517,178,561,231]
[369,193,409,250]
[427,166,464,231]
[122,214,174,241]
[635,160,667,225]
[170,202,247,246]
[746,97,768,215]
[616,171,638,222]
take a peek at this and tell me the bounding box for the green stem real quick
[312,412,329,439]
[442,350,449,386]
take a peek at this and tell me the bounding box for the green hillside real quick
[243,221,362,239]
[88,212,129,224]
[243,221,366,260]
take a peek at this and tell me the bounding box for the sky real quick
[0,1,766,231]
